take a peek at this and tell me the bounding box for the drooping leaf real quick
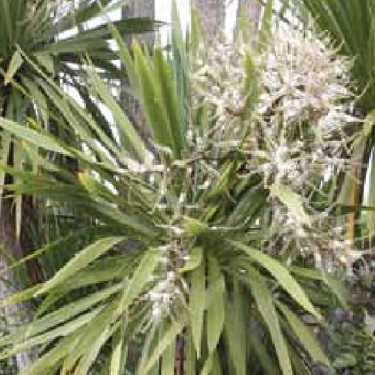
[4,50,23,85]
[36,237,126,295]
[271,184,311,226]
[189,258,206,357]
[0,117,71,156]
[231,241,321,319]
[206,257,225,353]
[140,321,183,375]
[247,266,293,375]
[277,301,330,367]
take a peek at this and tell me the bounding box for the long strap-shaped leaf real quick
[132,43,183,158]
[0,117,71,156]
[230,241,321,319]
[247,266,293,375]
[36,236,126,295]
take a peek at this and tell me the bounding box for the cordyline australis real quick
[144,27,358,323]
[129,26,359,374]
[0,17,364,375]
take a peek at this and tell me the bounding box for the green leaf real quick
[258,0,274,52]
[110,328,126,375]
[366,143,375,242]
[277,302,330,366]
[4,50,23,85]
[247,266,293,375]
[140,321,183,375]
[0,117,71,156]
[271,184,311,226]
[224,284,247,375]
[0,132,11,212]
[88,68,147,161]
[231,241,321,319]
[189,259,206,357]
[248,332,281,375]
[291,267,348,308]
[182,216,209,236]
[180,246,203,273]
[3,308,102,358]
[161,340,175,375]
[211,351,223,375]
[363,109,375,137]
[184,328,196,375]
[206,257,225,353]
[153,48,183,157]
[34,53,54,74]
[36,237,126,295]
[132,43,178,157]
[0,284,40,310]
[0,284,123,349]
[18,334,77,375]
[199,355,213,375]
[119,250,160,311]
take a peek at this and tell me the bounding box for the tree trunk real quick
[191,0,226,44]
[236,0,262,43]
[0,93,40,370]
[0,198,38,370]
[121,0,155,135]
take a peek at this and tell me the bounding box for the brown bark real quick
[0,198,38,369]
[191,0,226,44]
[238,0,262,22]
[236,0,262,43]
[0,146,41,369]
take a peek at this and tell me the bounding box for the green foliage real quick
[300,0,375,113]
[0,4,360,375]
[296,0,375,246]
[0,0,160,247]
[288,3,375,373]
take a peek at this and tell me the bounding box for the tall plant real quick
[0,0,159,247]
[0,0,160,370]
[0,7,357,375]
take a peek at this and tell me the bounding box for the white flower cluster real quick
[147,241,189,321]
[251,29,358,266]
[258,29,352,122]
[251,28,355,189]
[265,202,352,270]
[128,27,359,321]
[190,28,359,268]
[191,37,248,148]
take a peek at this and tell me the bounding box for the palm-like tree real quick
[0,0,159,263]
[0,0,159,370]
[0,9,349,375]
[0,0,158,242]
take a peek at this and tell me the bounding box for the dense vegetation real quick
[0,1,374,375]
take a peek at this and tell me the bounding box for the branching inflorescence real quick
[124,27,359,321]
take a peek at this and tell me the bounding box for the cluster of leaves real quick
[287,1,375,373]
[1,2,374,375]
[0,0,160,241]
[0,359,16,375]
[316,307,375,375]
[0,6,363,375]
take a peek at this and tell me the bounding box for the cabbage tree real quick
[0,0,159,370]
[0,8,356,375]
